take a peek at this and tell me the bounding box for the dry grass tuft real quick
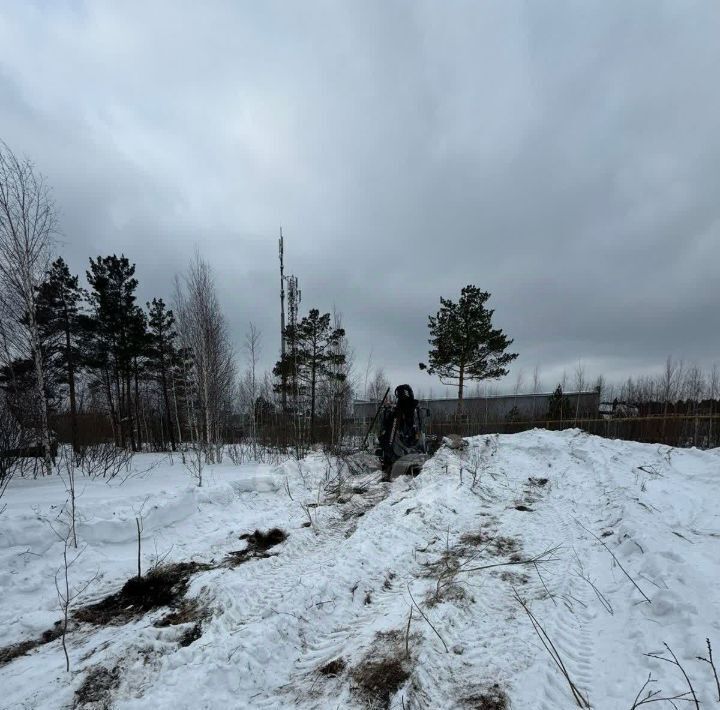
[73,664,121,709]
[462,683,509,709]
[351,657,409,708]
[74,562,208,625]
[350,630,413,708]
[0,621,63,667]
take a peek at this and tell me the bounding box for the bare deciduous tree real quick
[0,393,30,512]
[531,365,542,418]
[240,322,261,457]
[174,251,236,462]
[574,361,586,420]
[0,141,56,475]
[366,367,390,404]
[51,518,97,672]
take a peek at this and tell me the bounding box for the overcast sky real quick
[1,1,719,398]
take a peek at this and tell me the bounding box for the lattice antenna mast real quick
[279,228,287,413]
[287,275,301,331]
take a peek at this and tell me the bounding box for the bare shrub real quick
[53,531,97,671]
[77,443,133,480]
[0,395,29,510]
[697,638,720,702]
[184,442,205,487]
[643,643,699,709]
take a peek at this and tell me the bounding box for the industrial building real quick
[352,390,601,423]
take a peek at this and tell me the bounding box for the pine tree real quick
[273,308,346,440]
[0,260,76,448]
[35,258,84,453]
[420,285,518,413]
[547,384,573,421]
[83,255,147,449]
[146,298,178,451]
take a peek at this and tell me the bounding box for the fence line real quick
[50,411,720,451]
[423,414,720,449]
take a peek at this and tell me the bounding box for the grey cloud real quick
[1,0,719,397]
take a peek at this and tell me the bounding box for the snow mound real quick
[1,432,719,709]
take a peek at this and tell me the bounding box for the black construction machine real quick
[359,384,435,480]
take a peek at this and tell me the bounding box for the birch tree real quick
[174,252,236,460]
[0,141,56,474]
[239,322,261,455]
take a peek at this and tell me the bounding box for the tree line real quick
[0,141,354,473]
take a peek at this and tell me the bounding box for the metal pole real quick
[279,227,287,413]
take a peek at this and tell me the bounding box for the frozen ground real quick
[1,430,719,709]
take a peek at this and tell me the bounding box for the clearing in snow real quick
[1,429,719,709]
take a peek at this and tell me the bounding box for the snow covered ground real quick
[1,430,719,709]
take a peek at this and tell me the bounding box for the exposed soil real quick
[225,528,288,566]
[318,657,346,676]
[351,657,409,709]
[0,621,62,668]
[241,527,288,549]
[155,597,208,627]
[178,623,203,647]
[350,630,413,709]
[514,504,533,512]
[74,664,121,709]
[528,477,549,487]
[462,683,509,709]
[74,562,209,625]
[498,570,529,585]
[0,639,40,668]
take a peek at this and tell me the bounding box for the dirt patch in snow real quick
[462,683,509,709]
[350,630,413,709]
[459,531,521,557]
[0,639,37,668]
[177,622,203,647]
[155,597,210,647]
[241,527,287,550]
[427,580,468,607]
[528,476,549,487]
[155,597,208,627]
[74,562,209,625]
[498,570,529,585]
[224,527,288,566]
[351,657,409,709]
[318,657,346,676]
[0,621,63,668]
[73,663,121,709]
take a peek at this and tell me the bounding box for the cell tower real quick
[278,228,301,414]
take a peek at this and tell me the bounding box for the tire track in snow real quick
[208,478,419,708]
[509,433,614,709]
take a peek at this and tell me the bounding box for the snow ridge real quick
[1,431,719,709]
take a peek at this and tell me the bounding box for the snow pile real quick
[1,431,719,709]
